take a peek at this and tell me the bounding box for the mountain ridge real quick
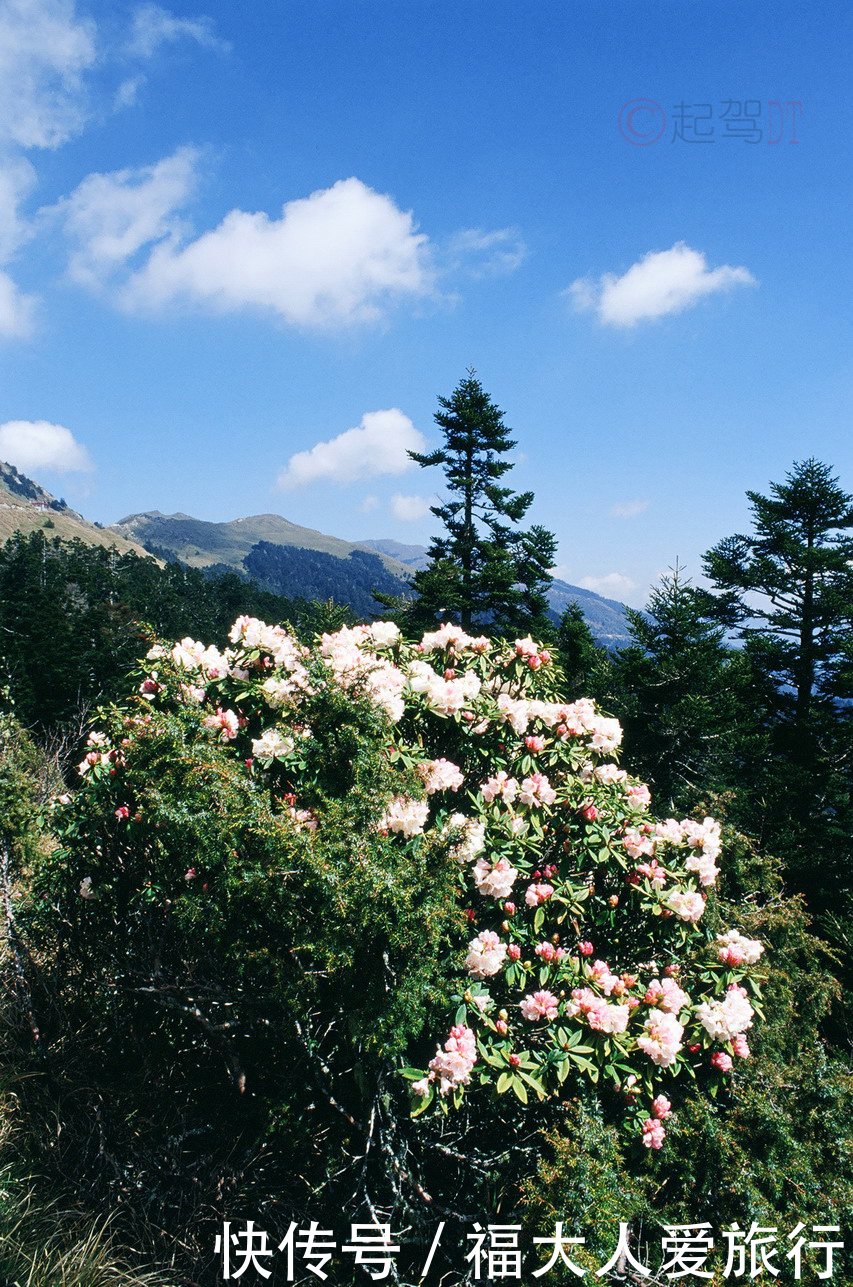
[112,511,634,647]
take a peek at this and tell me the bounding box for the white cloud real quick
[278,409,426,490]
[360,494,380,514]
[121,176,435,328]
[0,419,92,472]
[578,572,637,598]
[609,499,649,519]
[49,146,201,287]
[0,0,96,149]
[391,493,431,522]
[113,75,145,110]
[568,242,756,327]
[0,157,37,261]
[447,227,527,277]
[0,271,37,337]
[550,563,572,584]
[126,4,229,58]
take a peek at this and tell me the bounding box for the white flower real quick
[666,889,705,922]
[379,795,429,837]
[444,814,487,863]
[251,728,294,761]
[637,1009,684,1068]
[472,857,518,900]
[465,931,508,979]
[417,758,464,793]
[695,988,754,1041]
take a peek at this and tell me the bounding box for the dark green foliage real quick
[8,675,463,1279]
[555,602,606,693]
[703,458,853,726]
[594,566,746,814]
[409,372,556,636]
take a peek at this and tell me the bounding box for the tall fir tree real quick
[598,565,741,812]
[701,459,853,922]
[409,372,556,636]
[702,458,853,726]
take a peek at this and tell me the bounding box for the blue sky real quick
[0,0,850,605]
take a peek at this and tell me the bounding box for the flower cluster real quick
[73,617,766,1150]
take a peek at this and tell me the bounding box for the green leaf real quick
[411,1086,434,1117]
[510,1075,528,1104]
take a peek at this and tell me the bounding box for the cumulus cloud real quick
[446,227,527,278]
[609,499,649,519]
[49,146,201,286]
[0,0,96,150]
[0,272,37,338]
[578,572,637,598]
[125,4,229,58]
[121,176,435,328]
[391,493,431,522]
[0,419,92,472]
[568,242,756,327]
[278,409,426,491]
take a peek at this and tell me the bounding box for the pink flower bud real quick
[580,803,598,822]
[711,1051,733,1072]
[508,1053,520,1067]
[507,944,521,961]
[578,941,594,956]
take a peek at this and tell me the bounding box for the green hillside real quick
[110,510,416,579]
[0,462,151,559]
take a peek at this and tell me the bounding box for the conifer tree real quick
[409,372,556,636]
[601,565,739,811]
[702,458,853,726]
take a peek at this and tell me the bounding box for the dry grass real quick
[0,1114,178,1287]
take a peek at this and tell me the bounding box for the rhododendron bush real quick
[55,615,767,1156]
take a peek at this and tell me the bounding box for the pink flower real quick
[480,770,518,804]
[711,1051,733,1072]
[535,942,556,962]
[525,882,554,908]
[114,806,130,820]
[518,774,557,808]
[524,735,545,753]
[520,990,559,1021]
[651,1095,672,1120]
[578,940,594,957]
[580,803,598,823]
[732,1034,751,1059]
[507,944,521,961]
[428,1024,477,1094]
[641,1118,666,1150]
